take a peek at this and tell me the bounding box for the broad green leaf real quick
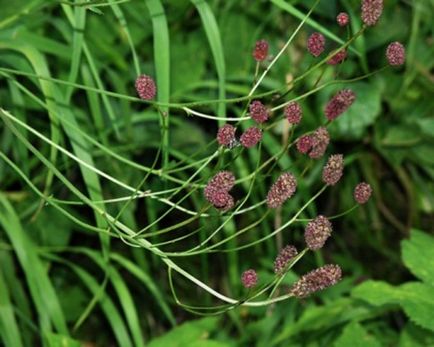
[402,229,434,286]
[351,280,402,306]
[148,318,220,347]
[334,322,381,347]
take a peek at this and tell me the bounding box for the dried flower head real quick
[249,100,269,124]
[241,269,258,289]
[296,134,313,154]
[240,127,262,148]
[284,101,302,125]
[386,42,405,66]
[266,172,297,208]
[361,0,383,26]
[307,32,325,57]
[135,74,156,100]
[208,171,235,192]
[354,182,373,204]
[322,154,344,186]
[253,39,269,62]
[217,124,236,147]
[327,49,347,65]
[309,127,330,159]
[337,12,349,26]
[324,89,356,121]
[304,215,332,250]
[290,264,342,298]
[274,245,298,274]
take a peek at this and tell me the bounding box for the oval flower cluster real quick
[266,172,297,208]
[296,127,330,159]
[204,171,235,211]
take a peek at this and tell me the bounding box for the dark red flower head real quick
[274,245,298,274]
[337,12,349,26]
[296,134,313,154]
[249,100,269,124]
[135,74,156,100]
[253,40,269,62]
[307,32,325,57]
[309,127,330,159]
[217,124,237,147]
[266,172,297,208]
[361,0,383,26]
[324,89,356,121]
[304,215,332,250]
[290,264,342,298]
[240,127,262,148]
[241,269,258,289]
[322,154,344,186]
[204,171,235,211]
[327,49,347,65]
[354,182,372,204]
[386,42,405,66]
[284,101,302,125]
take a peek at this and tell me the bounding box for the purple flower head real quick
[304,215,332,250]
[249,100,269,124]
[322,154,344,186]
[266,172,297,208]
[241,269,258,289]
[324,89,356,121]
[354,182,373,204]
[290,264,342,298]
[253,40,269,62]
[217,124,237,147]
[337,12,349,26]
[240,127,262,148]
[208,171,235,191]
[135,74,156,100]
[386,42,405,66]
[309,127,330,159]
[361,0,383,26]
[307,32,325,57]
[284,101,302,125]
[296,134,313,154]
[204,171,236,211]
[327,49,347,65]
[274,245,298,274]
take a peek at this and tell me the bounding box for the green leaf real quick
[43,333,81,347]
[148,318,221,347]
[402,229,434,286]
[351,280,401,307]
[328,82,383,140]
[334,322,381,347]
[399,323,434,347]
[399,282,434,332]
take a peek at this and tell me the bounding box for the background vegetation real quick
[1,0,434,346]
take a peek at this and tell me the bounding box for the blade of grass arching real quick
[0,266,24,347]
[190,0,226,123]
[111,253,176,326]
[271,0,361,56]
[145,0,170,170]
[65,1,86,102]
[45,254,133,347]
[0,195,69,335]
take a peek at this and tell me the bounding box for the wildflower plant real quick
[0,0,407,326]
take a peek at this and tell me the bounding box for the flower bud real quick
[324,89,356,121]
[241,269,258,289]
[266,172,297,208]
[253,40,269,62]
[249,100,269,124]
[296,134,313,154]
[135,74,156,100]
[274,245,298,274]
[386,42,405,66]
[240,127,262,148]
[327,49,347,65]
[284,101,302,125]
[337,12,349,26]
[307,32,325,57]
[322,154,344,186]
[354,182,372,204]
[309,127,330,159]
[304,215,332,250]
[217,124,237,147]
[361,0,383,26]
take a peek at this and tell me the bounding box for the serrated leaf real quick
[351,280,402,306]
[402,229,434,286]
[334,322,381,347]
[399,282,434,332]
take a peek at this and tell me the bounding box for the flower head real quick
[304,215,332,250]
[208,171,235,191]
[284,101,302,125]
[240,127,262,148]
[322,154,344,186]
[135,74,156,100]
[337,12,349,26]
[274,245,298,274]
[324,89,356,121]
[249,100,269,124]
[327,49,347,65]
[386,42,405,66]
[204,171,235,211]
[266,172,297,208]
[354,182,372,204]
[309,127,330,159]
[307,32,325,57]
[290,264,342,298]
[241,269,258,289]
[296,134,313,154]
[253,40,269,62]
[361,0,383,26]
[217,124,237,147]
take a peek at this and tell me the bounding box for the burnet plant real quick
[132,0,405,314]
